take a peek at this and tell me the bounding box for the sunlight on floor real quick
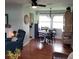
[53,43,64,53]
[37,42,43,49]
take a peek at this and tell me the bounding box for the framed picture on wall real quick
[5,14,11,28]
[29,13,34,28]
[24,14,29,24]
[29,13,34,24]
[5,14,8,24]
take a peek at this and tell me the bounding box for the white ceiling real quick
[5,0,73,10]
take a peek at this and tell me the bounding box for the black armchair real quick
[5,29,26,52]
[16,29,26,49]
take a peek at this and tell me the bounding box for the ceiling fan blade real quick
[31,0,46,7]
[37,4,46,7]
[31,0,37,3]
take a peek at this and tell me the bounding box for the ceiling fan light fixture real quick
[32,6,37,8]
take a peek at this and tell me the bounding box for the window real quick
[39,15,51,30]
[52,15,64,31]
[38,14,64,32]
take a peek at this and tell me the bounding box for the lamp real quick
[32,6,37,8]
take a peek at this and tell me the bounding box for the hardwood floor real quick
[21,39,53,59]
[53,39,72,55]
[21,39,72,59]
[53,39,72,59]
[6,38,72,59]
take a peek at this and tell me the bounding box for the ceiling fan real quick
[31,0,46,7]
